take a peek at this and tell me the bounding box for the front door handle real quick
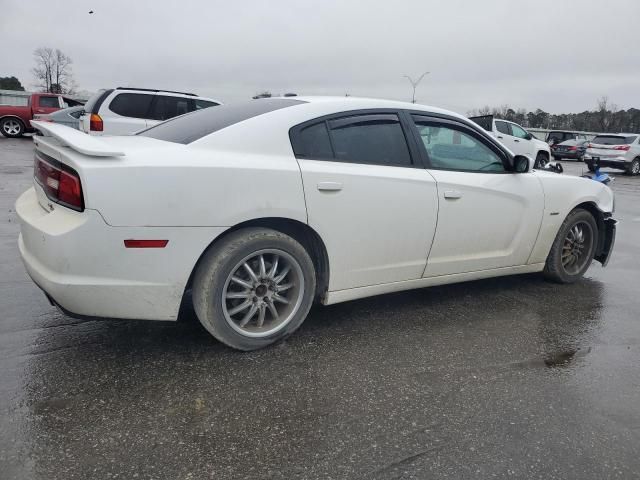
[497,135,503,139]
[444,190,462,200]
[317,181,343,192]
[514,139,520,142]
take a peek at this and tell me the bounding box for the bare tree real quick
[595,96,618,132]
[32,47,76,94]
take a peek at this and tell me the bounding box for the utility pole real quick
[403,71,430,104]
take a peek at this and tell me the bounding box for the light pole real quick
[403,71,430,104]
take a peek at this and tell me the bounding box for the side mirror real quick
[513,155,530,173]
[525,133,533,140]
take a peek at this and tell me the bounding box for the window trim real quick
[408,114,514,174]
[289,108,421,169]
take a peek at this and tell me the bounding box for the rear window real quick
[592,135,635,145]
[138,98,305,144]
[109,93,154,119]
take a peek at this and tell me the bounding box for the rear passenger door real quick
[105,92,155,135]
[292,111,439,292]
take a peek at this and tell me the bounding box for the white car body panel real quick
[19,97,615,322]
[423,169,544,276]
[298,159,438,290]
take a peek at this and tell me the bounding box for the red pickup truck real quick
[0,92,83,138]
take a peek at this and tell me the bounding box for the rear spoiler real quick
[30,121,125,157]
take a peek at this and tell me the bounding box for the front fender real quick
[527,173,615,264]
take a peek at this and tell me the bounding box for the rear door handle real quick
[514,139,520,142]
[317,181,343,192]
[444,190,462,199]
[497,135,503,139]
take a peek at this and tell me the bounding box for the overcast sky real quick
[1,0,638,114]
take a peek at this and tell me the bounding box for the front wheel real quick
[192,227,316,351]
[535,152,548,169]
[1,117,25,138]
[543,209,598,283]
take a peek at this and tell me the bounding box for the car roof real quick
[292,96,469,121]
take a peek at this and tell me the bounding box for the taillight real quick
[569,146,577,151]
[89,113,103,131]
[613,145,630,151]
[34,154,84,211]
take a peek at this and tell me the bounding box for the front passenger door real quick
[411,116,545,277]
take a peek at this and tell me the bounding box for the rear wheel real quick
[0,117,25,138]
[586,161,596,172]
[627,158,640,176]
[543,209,598,283]
[535,152,548,169]
[192,227,316,351]
[553,155,562,161]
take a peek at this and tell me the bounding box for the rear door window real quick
[290,122,333,159]
[150,96,194,121]
[495,121,511,135]
[108,93,154,118]
[327,114,412,166]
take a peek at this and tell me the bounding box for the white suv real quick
[79,87,221,135]
[584,134,640,175]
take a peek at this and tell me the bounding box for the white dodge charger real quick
[17,97,616,350]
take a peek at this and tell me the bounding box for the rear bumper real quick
[16,186,225,321]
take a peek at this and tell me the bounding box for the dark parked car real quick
[551,139,589,161]
[546,131,588,146]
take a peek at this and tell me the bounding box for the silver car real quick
[32,105,85,130]
[584,134,640,175]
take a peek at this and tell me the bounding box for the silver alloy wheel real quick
[561,221,594,275]
[632,160,640,175]
[221,249,305,338]
[2,119,21,136]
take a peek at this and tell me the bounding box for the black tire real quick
[0,117,25,138]
[553,155,562,161]
[586,162,596,172]
[626,158,640,176]
[192,227,316,351]
[543,209,598,284]
[535,152,549,169]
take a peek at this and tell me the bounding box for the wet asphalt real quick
[0,135,639,480]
